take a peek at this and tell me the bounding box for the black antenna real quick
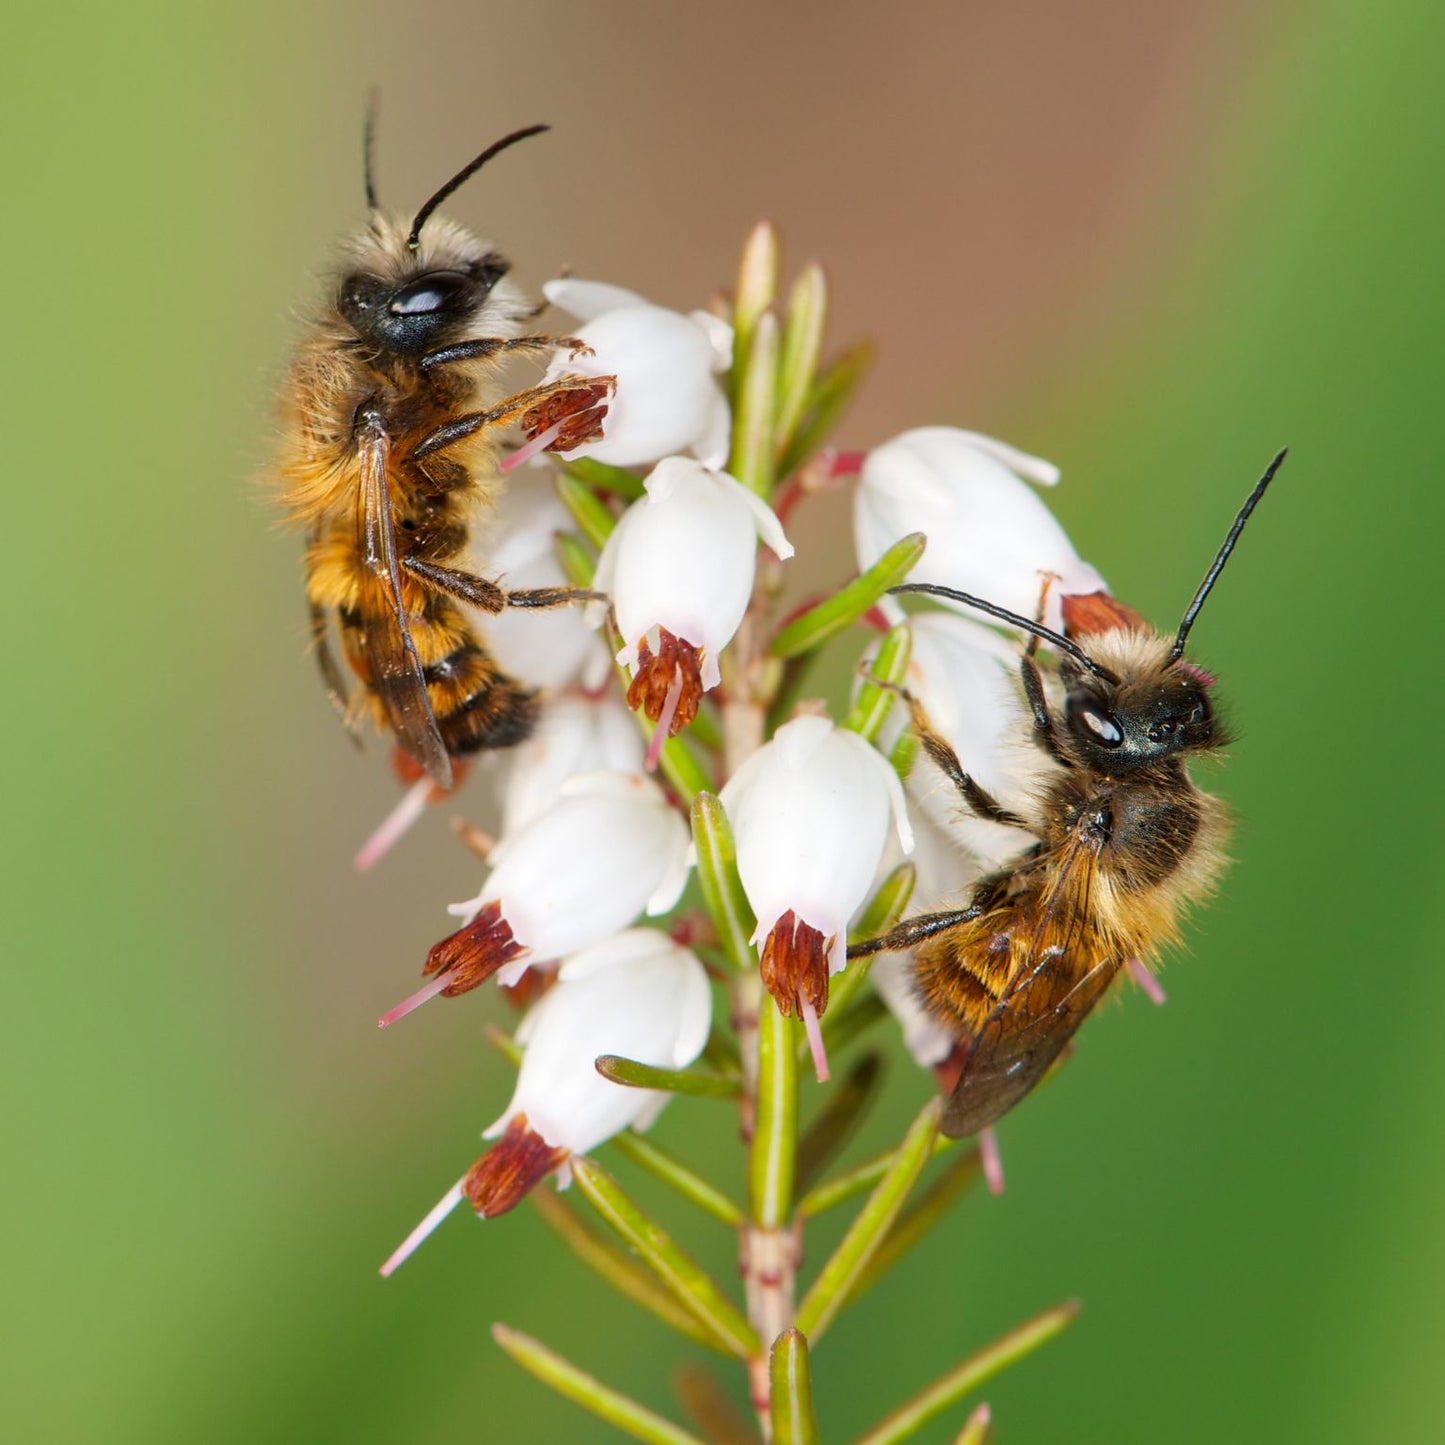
[406,123,550,251]
[1172,447,1288,659]
[890,583,1121,684]
[363,89,380,211]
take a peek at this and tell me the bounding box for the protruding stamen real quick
[377,973,453,1029]
[980,1126,1005,1196]
[379,1178,465,1277]
[800,999,830,1082]
[644,666,685,772]
[354,777,434,872]
[500,420,564,474]
[1126,957,1166,1007]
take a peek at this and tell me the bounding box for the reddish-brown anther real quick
[759,909,831,1020]
[1060,590,1149,638]
[462,1115,568,1219]
[522,376,615,453]
[424,899,527,998]
[626,628,704,736]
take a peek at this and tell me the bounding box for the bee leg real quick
[307,601,362,746]
[899,688,1029,828]
[402,558,602,614]
[1019,655,1070,766]
[847,907,984,959]
[414,376,616,460]
[419,335,592,371]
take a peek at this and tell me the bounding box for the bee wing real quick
[942,837,1121,1138]
[355,421,452,788]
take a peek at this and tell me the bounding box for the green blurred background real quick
[6,1,1443,1439]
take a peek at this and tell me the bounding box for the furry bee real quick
[851,451,1286,1138]
[276,121,612,788]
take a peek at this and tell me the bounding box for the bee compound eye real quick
[389,270,471,316]
[1068,697,1125,748]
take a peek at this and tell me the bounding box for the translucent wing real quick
[355,418,452,787]
[942,835,1122,1138]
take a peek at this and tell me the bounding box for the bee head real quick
[338,252,509,355]
[1061,654,1219,775]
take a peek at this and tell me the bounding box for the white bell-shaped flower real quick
[543,279,733,468]
[593,456,792,743]
[854,426,1106,633]
[719,716,911,1074]
[379,772,690,1025]
[380,928,712,1274]
[489,928,713,1155]
[472,483,610,691]
[498,692,645,836]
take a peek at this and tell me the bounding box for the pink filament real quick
[379,1179,466,1277]
[644,665,685,772]
[377,973,454,1029]
[1126,957,1166,1007]
[979,1126,1005,1196]
[800,1000,830,1082]
[500,421,564,474]
[354,778,434,872]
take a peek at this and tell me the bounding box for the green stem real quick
[794,1051,884,1197]
[492,1324,708,1445]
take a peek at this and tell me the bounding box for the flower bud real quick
[544,279,733,468]
[854,426,1105,632]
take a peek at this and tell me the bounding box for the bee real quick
[276,118,612,788]
[851,450,1287,1138]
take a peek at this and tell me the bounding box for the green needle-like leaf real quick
[888,730,917,780]
[793,1098,941,1341]
[595,1054,743,1099]
[852,1301,1080,1445]
[731,220,779,404]
[795,1051,884,1196]
[691,793,758,973]
[769,533,926,660]
[483,1023,523,1069]
[749,995,798,1228]
[609,1132,744,1227]
[571,1156,761,1359]
[797,1134,957,1220]
[674,1365,758,1445]
[555,470,618,549]
[731,310,779,497]
[842,1149,982,1307]
[530,1191,729,1354]
[555,531,597,589]
[492,1324,709,1445]
[559,454,646,501]
[770,1330,820,1445]
[842,623,912,741]
[774,263,827,460]
[951,1402,993,1445]
[776,339,873,478]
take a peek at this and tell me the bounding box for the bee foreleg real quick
[847,907,984,959]
[504,586,607,610]
[1019,655,1070,766]
[413,375,615,459]
[899,688,1028,828]
[419,335,592,371]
